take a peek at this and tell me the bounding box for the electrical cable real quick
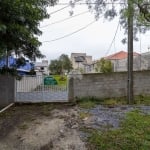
[47,1,125,16]
[49,5,70,15]
[56,2,125,5]
[40,11,89,28]
[42,20,96,43]
[105,20,120,56]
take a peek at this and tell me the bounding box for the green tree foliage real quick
[59,54,73,73]
[82,0,150,42]
[49,54,72,75]
[0,0,57,59]
[49,59,62,75]
[95,58,113,73]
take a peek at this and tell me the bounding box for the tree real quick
[49,59,62,75]
[95,58,113,73]
[82,0,150,103]
[71,0,150,41]
[59,54,73,74]
[49,54,72,75]
[0,0,57,60]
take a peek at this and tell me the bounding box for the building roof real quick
[71,53,86,57]
[105,51,139,60]
[74,56,85,62]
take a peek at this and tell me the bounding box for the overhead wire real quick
[41,1,123,45]
[40,11,89,28]
[105,20,120,56]
[49,0,87,15]
[56,2,125,5]
[49,5,70,15]
[47,1,126,16]
[42,20,96,43]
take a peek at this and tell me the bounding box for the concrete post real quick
[0,75,15,108]
[67,70,82,102]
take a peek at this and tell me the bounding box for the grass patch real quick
[52,75,67,85]
[77,95,150,108]
[134,95,150,105]
[86,110,150,150]
[78,100,97,109]
[77,97,127,109]
[77,97,104,109]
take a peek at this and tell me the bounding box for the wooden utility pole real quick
[127,0,134,104]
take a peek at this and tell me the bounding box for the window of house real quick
[40,67,44,70]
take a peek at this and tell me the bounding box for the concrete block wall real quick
[69,71,150,100]
[0,75,15,108]
[134,71,150,95]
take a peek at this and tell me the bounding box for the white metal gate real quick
[15,76,68,103]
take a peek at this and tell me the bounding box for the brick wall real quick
[0,75,15,108]
[68,71,150,100]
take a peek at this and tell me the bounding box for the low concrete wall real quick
[68,71,150,100]
[0,75,15,108]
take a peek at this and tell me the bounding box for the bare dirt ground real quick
[0,103,86,150]
[1,103,149,150]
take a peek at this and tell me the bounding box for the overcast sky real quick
[38,0,150,62]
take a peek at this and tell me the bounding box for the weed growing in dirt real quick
[134,95,150,105]
[86,110,150,150]
[77,95,150,108]
[77,97,103,109]
[19,123,28,130]
[79,112,91,120]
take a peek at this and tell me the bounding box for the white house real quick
[34,60,49,75]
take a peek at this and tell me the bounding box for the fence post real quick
[68,76,74,102]
[68,70,82,102]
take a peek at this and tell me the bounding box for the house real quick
[140,52,150,70]
[34,60,49,75]
[104,51,142,72]
[70,53,94,73]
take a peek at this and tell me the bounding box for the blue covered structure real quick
[0,56,34,75]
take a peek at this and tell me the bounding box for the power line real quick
[42,20,96,43]
[56,2,125,5]
[40,11,89,28]
[49,5,70,15]
[105,20,120,56]
[48,1,125,16]
[48,0,85,15]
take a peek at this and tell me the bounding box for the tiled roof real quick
[105,51,139,60]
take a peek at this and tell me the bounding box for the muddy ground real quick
[0,103,86,150]
[0,103,150,150]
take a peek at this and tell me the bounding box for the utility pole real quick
[127,0,134,104]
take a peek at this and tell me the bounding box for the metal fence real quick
[16,75,68,103]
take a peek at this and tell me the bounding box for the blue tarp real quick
[0,56,34,75]
[0,56,16,68]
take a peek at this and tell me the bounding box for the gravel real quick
[81,105,150,129]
